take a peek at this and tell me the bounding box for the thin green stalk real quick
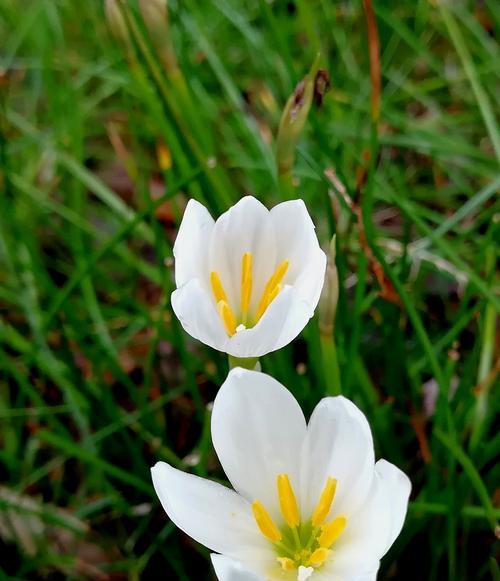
[228,356,260,371]
[470,243,497,451]
[319,332,342,396]
[409,501,500,520]
[390,192,500,312]
[435,429,498,532]
[36,429,153,496]
[121,4,233,212]
[42,167,201,333]
[363,130,447,391]
[439,4,500,162]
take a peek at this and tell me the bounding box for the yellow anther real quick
[317,516,347,548]
[277,474,300,528]
[268,259,290,289]
[277,557,295,572]
[210,271,228,304]
[217,300,237,336]
[312,477,337,527]
[267,283,282,306]
[256,259,289,321]
[240,252,253,319]
[252,501,282,542]
[308,547,330,568]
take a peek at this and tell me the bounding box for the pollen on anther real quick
[277,557,295,571]
[252,500,282,542]
[277,474,300,528]
[308,547,330,568]
[217,300,237,336]
[240,252,253,318]
[210,271,228,304]
[312,477,337,527]
[256,259,289,321]
[318,516,347,548]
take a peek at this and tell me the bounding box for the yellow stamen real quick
[240,252,253,319]
[277,474,300,528]
[308,547,330,568]
[266,283,282,306]
[252,501,282,542]
[256,260,289,321]
[210,271,228,304]
[312,477,337,527]
[277,557,295,571]
[217,300,237,336]
[317,516,347,548]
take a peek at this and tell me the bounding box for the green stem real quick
[278,171,296,201]
[320,332,342,396]
[408,501,500,520]
[435,428,498,532]
[470,243,497,452]
[439,4,500,162]
[228,356,260,371]
[121,4,233,212]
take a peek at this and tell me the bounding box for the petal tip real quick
[150,460,165,473]
[150,461,170,483]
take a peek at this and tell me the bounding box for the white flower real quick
[151,369,411,581]
[171,196,326,357]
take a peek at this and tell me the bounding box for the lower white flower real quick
[151,369,411,580]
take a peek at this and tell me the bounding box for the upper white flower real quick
[171,196,327,357]
[151,369,411,581]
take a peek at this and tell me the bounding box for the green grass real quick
[0,0,499,579]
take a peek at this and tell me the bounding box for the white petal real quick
[211,368,307,521]
[209,196,276,311]
[151,462,270,562]
[211,555,264,581]
[313,566,379,581]
[331,460,410,575]
[300,397,375,520]
[174,199,214,288]
[354,571,379,581]
[269,199,326,307]
[374,459,412,554]
[225,286,312,357]
[171,279,229,352]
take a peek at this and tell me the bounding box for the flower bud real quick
[139,0,178,74]
[105,0,129,43]
[319,235,339,336]
[276,54,329,178]
[139,0,167,23]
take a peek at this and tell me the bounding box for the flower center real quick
[252,475,346,579]
[210,253,289,336]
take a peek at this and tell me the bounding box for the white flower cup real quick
[171,196,327,358]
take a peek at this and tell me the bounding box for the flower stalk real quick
[319,236,341,396]
[105,0,134,60]
[107,0,232,212]
[138,0,210,153]
[139,0,179,76]
[470,243,497,452]
[228,356,260,371]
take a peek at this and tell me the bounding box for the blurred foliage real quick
[0,0,499,579]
